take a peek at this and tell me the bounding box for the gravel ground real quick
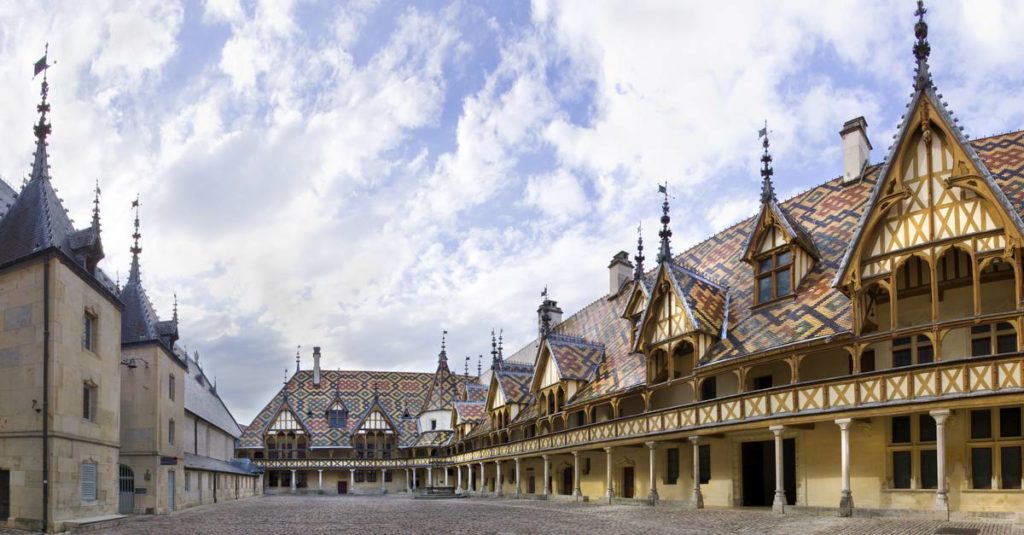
[7,494,1024,535]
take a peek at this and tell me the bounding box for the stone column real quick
[468,463,474,492]
[456,465,463,494]
[835,418,853,516]
[646,441,659,505]
[770,425,786,513]
[444,466,449,487]
[427,466,433,487]
[930,409,951,513]
[689,437,703,509]
[291,469,297,493]
[572,451,582,499]
[514,458,522,498]
[604,446,615,502]
[479,462,486,493]
[411,468,417,489]
[318,469,323,492]
[542,454,551,497]
[406,469,412,493]
[496,461,504,497]
[381,469,387,492]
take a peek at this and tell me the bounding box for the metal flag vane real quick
[656,182,672,264]
[541,285,548,299]
[33,43,53,144]
[759,120,776,204]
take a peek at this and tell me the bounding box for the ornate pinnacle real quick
[295,345,301,373]
[172,292,179,325]
[913,0,932,91]
[498,329,503,360]
[129,194,142,281]
[759,121,776,204]
[438,329,448,368]
[91,179,101,231]
[633,222,645,280]
[31,44,52,182]
[656,183,672,264]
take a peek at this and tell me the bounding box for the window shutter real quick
[80,463,97,501]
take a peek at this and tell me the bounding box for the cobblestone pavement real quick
[9,495,1024,535]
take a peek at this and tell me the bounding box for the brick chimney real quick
[608,251,633,295]
[313,346,322,386]
[840,117,872,184]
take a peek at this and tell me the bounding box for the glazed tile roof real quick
[454,401,485,424]
[420,355,473,413]
[494,364,533,405]
[545,333,605,382]
[668,263,729,337]
[412,430,454,447]
[465,382,488,403]
[239,369,434,449]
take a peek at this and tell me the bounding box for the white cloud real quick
[524,169,587,223]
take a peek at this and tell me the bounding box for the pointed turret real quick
[437,330,450,372]
[119,197,178,348]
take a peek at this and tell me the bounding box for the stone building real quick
[242,4,1024,520]
[0,64,123,531]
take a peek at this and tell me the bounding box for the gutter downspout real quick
[42,257,50,533]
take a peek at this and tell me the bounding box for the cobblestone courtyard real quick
[37,495,1024,535]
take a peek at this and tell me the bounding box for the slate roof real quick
[185,351,242,438]
[120,266,177,347]
[0,179,18,220]
[184,453,259,476]
[239,369,434,449]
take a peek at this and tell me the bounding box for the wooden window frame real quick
[886,415,937,490]
[754,247,794,306]
[82,310,97,352]
[971,322,1017,358]
[968,407,1024,489]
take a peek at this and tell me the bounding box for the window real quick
[969,407,1024,489]
[354,471,365,483]
[185,472,191,492]
[755,249,793,304]
[169,419,175,446]
[892,336,932,368]
[83,383,97,421]
[971,323,1016,357]
[665,448,680,485]
[80,462,97,502]
[888,415,936,489]
[82,312,96,351]
[384,470,393,482]
[430,419,437,431]
[327,402,346,428]
[169,375,175,401]
[698,444,711,484]
[366,470,377,483]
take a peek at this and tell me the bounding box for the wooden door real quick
[561,467,573,495]
[338,481,348,495]
[622,466,635,499]
[0,470,9,520]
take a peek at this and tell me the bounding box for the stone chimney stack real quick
[608,251,633,295]
[538,294,563,338]
[840,117,872,184]
[313,346,322,386]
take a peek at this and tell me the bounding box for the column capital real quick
[929,409,951,424]
[688,436,700,445]
[542,454,550,461]
[494,459,501,466]
[769,425,785,435]
[572,450,579,458]
[603,446,614,453]
[645,440,657,449]
[834,417,852,429]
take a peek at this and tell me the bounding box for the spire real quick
[490,329,498,366]
[759,121,776,204]
[633,222,646,280]
[498,329,504,360]
[464,356,469,378]
[30,44,52,183]
[172,292,179,325]
[295,345,301,374]
[656,183,672,263]
[437,329,449,370]
[91,179,101,232]
[913,0,932,92]
[129,194,142,282]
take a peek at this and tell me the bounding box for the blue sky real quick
[2,0,1024,423]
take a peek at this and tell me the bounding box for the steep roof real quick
[494,362,533,405]
[239,369,434,449]
[454,401,485,424]
[184,351,242,438]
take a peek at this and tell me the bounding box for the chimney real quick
[537,297,563,338]
[608,251,633,295]
[313,346,322,386]
[840,117,872,184]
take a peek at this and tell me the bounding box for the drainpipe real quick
[42,257,50,533]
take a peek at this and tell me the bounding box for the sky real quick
[2,0,1024,423]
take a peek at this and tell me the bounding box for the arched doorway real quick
[118,464,135,514]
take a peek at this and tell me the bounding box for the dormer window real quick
[326,402,346,428]
[756,248,792,304]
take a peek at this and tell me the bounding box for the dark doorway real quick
[561,467,573,495]
[338,481,348,495]
[741,439,795,506]
[622,466,635,499]
[0,469,9,520]
[528,475,536,494]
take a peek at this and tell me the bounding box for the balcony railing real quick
[254,352,1024,471]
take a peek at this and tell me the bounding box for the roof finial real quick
[464,356,469,378]
[129,194,142,281]
[491,329,499,369]
[172,292,179,325]
[91,179,101,231]
[477,354,482,377]
[633,222,645,280]
[295,345,301,373]
[438,329,448,368]
[31,44,53,182]
[656,182,672,263]
[759,120,776,204]
[498,329,504,360]
[913,0,932,91]
[194,350,200,366]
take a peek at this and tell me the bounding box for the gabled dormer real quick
[262,402,311,459]
[530,333,603,417]
[835,4,1024,334]
[621,226,653,347]
[741,126,819,307]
